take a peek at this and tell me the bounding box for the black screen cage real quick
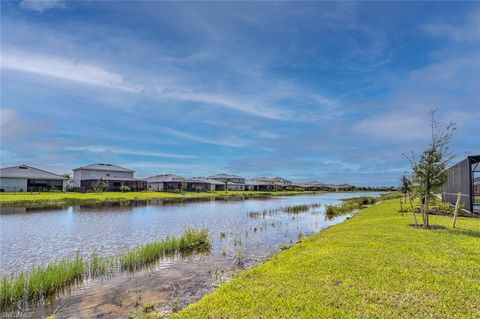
[442,155,480,213]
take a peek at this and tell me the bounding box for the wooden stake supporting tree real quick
[452,192,462,228]
[407,190,417,227]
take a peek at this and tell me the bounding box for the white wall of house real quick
[73,169,134,187]
[147,182,164,191]
[0,177,28,192]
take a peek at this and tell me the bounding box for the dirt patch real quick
[408,224,447,230]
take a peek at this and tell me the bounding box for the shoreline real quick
[171,198,480,319]
[0,190,332,208]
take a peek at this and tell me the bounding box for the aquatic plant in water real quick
[0,228,211,312]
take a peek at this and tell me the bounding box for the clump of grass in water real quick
[0,228,211,312]
[325,196,381,219]
[121,228,211,271]
[247,203,322,218]
[281,203,322,214]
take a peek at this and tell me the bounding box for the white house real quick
[73,163,146,191]
[208,173,246,191]
[0,165,67,192]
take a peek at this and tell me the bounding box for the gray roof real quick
[73,163,134,172]
[301,181,326,186]
[0,165,66,180]
[208,173,245,179]
[145,174,185,182]
[83,177,141,182]
[187,177,225,185]
[251,176,292,184]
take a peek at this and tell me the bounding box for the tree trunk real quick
[400,199,404,216]
[424,196,430,228]
[407,191,417,227]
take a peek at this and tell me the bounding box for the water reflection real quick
[1,193,380,276]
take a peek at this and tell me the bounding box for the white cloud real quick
[159,89,286,120]
[423,10,480,42]
[64,145,197,159]
[352,113,430,142]
[20,0,64,12]
[155,125,250,148]
[1,49,138,92]
[0,107,52,142]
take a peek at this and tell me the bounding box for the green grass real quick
[0,190,323,208]
[0,229,211,311]
[173,199,480,318]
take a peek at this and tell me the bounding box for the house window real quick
[106,173,110,177]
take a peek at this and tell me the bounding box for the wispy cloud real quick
[159,89,286,120]
[352,113,430,142]
[20,0,64,13]
[64,145,197,159]
[423,9,480,42]
[154,126,250,148]
[0,108,52,143]
[1,49,138,92]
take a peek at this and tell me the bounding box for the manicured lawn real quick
[0,190,319,207]
[173,199,480,318]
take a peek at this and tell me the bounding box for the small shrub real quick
[143,301,156,313]
[120,185,131,192]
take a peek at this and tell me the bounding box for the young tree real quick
[400,175,411,201]
[180,180,187,193]
[96,178,107,193]
[408,109,456,228]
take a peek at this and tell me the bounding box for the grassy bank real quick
[173,199,480,318]
[0,190,322,208]
[0,228,210,311]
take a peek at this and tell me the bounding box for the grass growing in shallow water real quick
[0,228,211,312]
[120,228,210,271]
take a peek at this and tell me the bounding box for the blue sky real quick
[1,1,479,186]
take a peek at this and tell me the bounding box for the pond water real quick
[0,192,381,318]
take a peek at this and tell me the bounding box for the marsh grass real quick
[0,228,211,312]
[247,203,322,218]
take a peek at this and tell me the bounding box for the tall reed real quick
[0,228,211,312]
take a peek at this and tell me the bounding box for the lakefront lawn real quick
[173,199,480,318]
[0,190,321,207]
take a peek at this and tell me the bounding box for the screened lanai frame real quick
[442,155,480,213]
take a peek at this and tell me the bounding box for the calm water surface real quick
[0,192,380,275]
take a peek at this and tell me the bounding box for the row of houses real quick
[0,163,355,193]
